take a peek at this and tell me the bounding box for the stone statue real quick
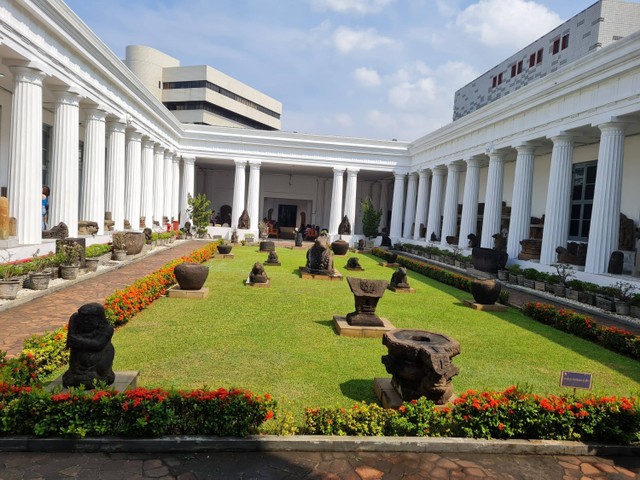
[143,227,153,244]
[492,233,507,252]
[430,232,438,242]
[346,257,362,270]
[381,233,392,247]
[295,231,303,247]
[78,221,99,236]
[357,239,366,250]
[467,233,479,248]
[608,251,624,274]
[305,236,335,275]
[249,262,268,283]
[345,277,388,326]
[42,222,69,239]
[231,230,239,244]
[265,250,280,265]
[619,213,635,251]
[390,267,410,289]
[238,209,250,230]
[62,303,115,388]
[338,215,351,235]
[183,222,192,238]
[556,242,587,266]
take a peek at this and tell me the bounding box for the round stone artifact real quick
[470,278,501,305]
[174,262,209,290]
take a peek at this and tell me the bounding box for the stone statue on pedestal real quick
[305,236,334,275]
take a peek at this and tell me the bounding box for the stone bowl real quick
[259,241,275,252]
[174,262,209,290]
[331,239,349,256]
[124,232,145,255]
[470,279,501,305]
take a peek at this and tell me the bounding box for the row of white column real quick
[6,64,194,245]
[389,123,627,274]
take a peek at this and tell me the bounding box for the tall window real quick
[569,161,597,241]
[561,34,569,50]
[42,124,52,186]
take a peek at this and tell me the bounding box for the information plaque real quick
[560,370,592,390]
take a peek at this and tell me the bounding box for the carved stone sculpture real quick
[295,231,303,247]
[231,230,239,244]
[249,262,269,283]
[238,209,250,230]
[382,329,460,405]
[556,242,587,266]
[346,257,363,270]
[62,303,115,388]
[608,251,624,275]
[42,222,69,239]
[265,250,280,265]
[78,221,99,236]
[338,215,351,235]
[471,279,501,305]
[390,267,410,289]
[174,262,209,290]
[305,236,335,275]
[445,236,458,246]
[619,213,635,250]
[467,233,479,248]
[357,239,366,250]
[346,277,388,326]
[381,233,392,247]
[143,227,153,244]
[124,232,145,255]
[430,232,438,242]
[492,233,507,252]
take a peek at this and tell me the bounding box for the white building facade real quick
[1,0,640,282]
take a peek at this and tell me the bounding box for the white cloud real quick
[309,0,394,15]
[334,113,354,127]
[456,0,561,48]
[332,26,394,53]
[354,67,381,87]
[388,78,437,109]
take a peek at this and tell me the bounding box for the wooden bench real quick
[268,225,279,239]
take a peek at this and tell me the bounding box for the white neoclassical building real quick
[1,0,640,285]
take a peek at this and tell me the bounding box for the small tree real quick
[187,193,212,236]
[360,197,382,239]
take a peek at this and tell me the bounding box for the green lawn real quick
[112,244,640,416]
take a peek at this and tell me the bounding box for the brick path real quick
[0,240,202,356]
[0,450,638,479]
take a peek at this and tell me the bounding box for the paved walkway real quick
[0,450,639,479]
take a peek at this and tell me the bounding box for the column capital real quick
[446,162,465,173]
[182,156,196,166]
[52,89,81,106]
[154,143,165,154]
[549,134,575,145]
[172,154,180,164]
[488,150,506,163]
[8,65,46,86]
[464,157,484,168]
[164,149,174,159]
[142,139,155,149]
[126,131,143,142]
[333,166,346,175]
[346,168,359,177]
[106,121,126,134]
[431,165,447,176]
[597,121,628,133]
[248,160,262,168]
[418,168,432,178]
[234,159,247,167]
[84,108,107,123]
[515,143,537,155]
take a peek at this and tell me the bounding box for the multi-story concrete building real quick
[125,45,282,130]
[1,0,640,285]
[454,0,640,120]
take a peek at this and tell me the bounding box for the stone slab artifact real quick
[295,231,303,247]
[345,277,388,326]
[62,303,115,388]
[214,253,235,259]
[0,197,9,240]
[333,315,395,338]
[231,230,239,244]
[174,262,209,290]
[42,222,69,239]
[382,329,460,405]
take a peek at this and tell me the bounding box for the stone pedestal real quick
[47,371,139,393]
[299,267,343,280]
[167,285,209,299]
[333,315,395,338]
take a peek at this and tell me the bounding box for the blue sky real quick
[65,0,609,141]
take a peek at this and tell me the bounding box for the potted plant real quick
[551,263,574,297]
[187,193,212,238]
[28,250,51,290]
[361,197,381,240]
[0,250,21,300]
[612,281,636,315]
[57,240,83,280]
[217,238,233,255]
[111,232,127,261]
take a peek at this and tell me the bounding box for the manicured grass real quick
[112,244,640,417]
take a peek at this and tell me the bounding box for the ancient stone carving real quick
[357,239,366,250]
[467,233,479,248]
[42,222,69,239]
[238,209,250,229]
[265,250,280,265]
[124,232,145,255]
[62,303,115,388]
[619,213,635,251]
[305,236,335,275]
[556,242,587,266]
[430,232,438,242]
[390,267,410,289]
[249,262,269,283]
[381,233,392,247]
[338,215,351,235]
[445,236,458,245]
[382,329,460,405]
[0,197,9,240]
[470,279,501,305]
[231,230,239,244]
[143,227,153,244]
[295,231,303,247]
[346,257,363,270]
[345,277,388,326]
[174,262,209,290]
[608,251,624,275]
[492,233,507,252]
[78,221,99,236]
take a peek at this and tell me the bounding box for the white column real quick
[480,151,505,248]
[247,160,261,230]
[171,155,180,222]
[441,163,463,247]
[328,167,345,235]
[426,166,446,241]
[379,179,391,232]
[343,168,359,229]
[585,122,627,274]
[507,144,536,259]
[79,108,107,235]
[232,160,247,228]
[458,157,482,248]
[389,172,406,239]
[105,121,126,231]
[163,150,173,223]
[180,156,195,226]
[153,144,165,225]
[49,90,80,237]
[124,132,142,229]
[402,172,418,238]
[413,169,431,240]
[139,139,155,228]
[540,135,574,265]
[7,66,46,245]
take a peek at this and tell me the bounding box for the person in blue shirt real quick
[42,185,50,230]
